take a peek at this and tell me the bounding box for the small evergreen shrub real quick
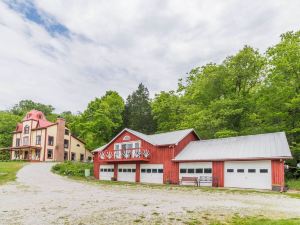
[52,161,93,177]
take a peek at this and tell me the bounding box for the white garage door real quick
[179,162,212,186]
[140,164,164,184]
[99,165,114,181]
[118,164,136,182]
[224,160,272,189]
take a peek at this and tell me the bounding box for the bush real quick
[52,161,93,177]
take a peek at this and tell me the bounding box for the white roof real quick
[92,144,108,153]
[175,132,292,161]
[92,128,197,152]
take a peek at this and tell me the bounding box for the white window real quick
[23,136,29,145]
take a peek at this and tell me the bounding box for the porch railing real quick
[98,148,151,161]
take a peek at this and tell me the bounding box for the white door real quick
[99,165,114,181]
[140,164,164,184]
[224,160,272,189]
[179,162,212,186]
[118,164,136,182]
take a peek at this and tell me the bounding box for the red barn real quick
[93,128,292,190]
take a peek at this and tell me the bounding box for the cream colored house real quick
[11,110,92,162]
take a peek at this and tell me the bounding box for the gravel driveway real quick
[1,163,300,225]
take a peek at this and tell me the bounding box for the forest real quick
[0,30,299,178]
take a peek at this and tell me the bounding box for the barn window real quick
[237,169,244,173]
[111,168,114,172]
[196,168,203,173]
[127,169,132,172]
[146,169,151,173]
[188,168,195,173]
[180,168,187,173]
[118,168,122,172]
[104,168,107,172]
[227,169,234,173]
[123,135,131,141]
[152,169,157,173]
[123,169,127,172]
[158,169,163,173]
[248,169,256,173]
[204,168,212,173]
[260,169,268,173]
[100,168,103,172]
[141,169,146,173]
[132,169,136,172]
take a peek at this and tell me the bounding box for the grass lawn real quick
[208,216,300,225]
[286,179,300,191]
[0,161,26,185]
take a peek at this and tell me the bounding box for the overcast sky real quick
[0,0,299,113]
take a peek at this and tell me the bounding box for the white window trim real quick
[114,140,141,150]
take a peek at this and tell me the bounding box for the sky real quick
[0,0,299,113]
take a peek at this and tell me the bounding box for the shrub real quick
[52,161,93,177]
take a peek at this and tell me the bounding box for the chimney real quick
[55,117,66,161]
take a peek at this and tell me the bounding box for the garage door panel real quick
[100,165,114,181]
[179,162,212,186]
[140,164,163,184]
[118,164,136,182]
[224,160,271,189]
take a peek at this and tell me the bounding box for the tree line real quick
[0,30,299,177]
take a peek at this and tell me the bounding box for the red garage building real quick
[93,128,292,190]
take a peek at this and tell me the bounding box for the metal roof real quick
[92,128,197,152]
[127,128,197,146]
[174,132,292,161]
[92,144,108,153]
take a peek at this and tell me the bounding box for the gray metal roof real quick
[92,144,108,153]
[174,132,292,161]
[92,128,197,152]
[127,128,196,146]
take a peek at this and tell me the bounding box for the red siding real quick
[94,130,199,184]
[272,160,285,187]
[114,164,118,180]
[94,153,100,179]
[136,163,140,182]
[212,161,224,187]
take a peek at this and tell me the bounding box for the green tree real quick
[124,83,155,133]
[152,91,183,132]
[10,100,55,116]
[79,91,124,149]
[0,111,21,159]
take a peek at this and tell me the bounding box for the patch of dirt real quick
[1,163,300,225]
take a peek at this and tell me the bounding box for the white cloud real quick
[0,0,299,112]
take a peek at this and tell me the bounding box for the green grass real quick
[0,161,26,185]
[209,216,300,225]
[286,179,300,191]
[52,161,93,177]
